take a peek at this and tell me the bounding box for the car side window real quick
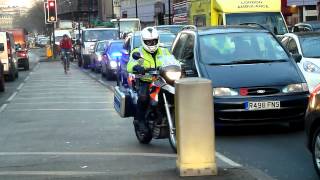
[123,37,131,52]
[287,38,299,54]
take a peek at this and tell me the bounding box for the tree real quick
[12,2,47,34]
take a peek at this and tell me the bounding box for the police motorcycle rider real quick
[127,27,179,135]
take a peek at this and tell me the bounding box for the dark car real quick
[305,85,320,177]
[293,21,320,33]
[101,40,124,80]
[15,45,29,70]
[171,25,309,127]
[0,60,4,92]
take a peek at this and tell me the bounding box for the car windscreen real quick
[133,35,142,49]
[83,30,118,42]
[226,12,288,35]
[160,33,176,46]
[157,26,183,34]
[109,42,124,54]
[199,32,289,65]
[96,42,106,52]
[300,36,320,58]
[133,34,175,49]
[55,36,63,43]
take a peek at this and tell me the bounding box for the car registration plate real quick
[245,101,280,111]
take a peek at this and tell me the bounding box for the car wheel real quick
[7,70,15,81]
[24,61,30,71]
[289,120,304,131]
[312,126,320,177]
[106,67,113,81]
[0,75,5,92]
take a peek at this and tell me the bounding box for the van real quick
[0,32,18,81]
[80,28,118,68]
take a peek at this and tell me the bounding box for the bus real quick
[189,0,288,36]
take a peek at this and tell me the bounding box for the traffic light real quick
[47,0,57,23]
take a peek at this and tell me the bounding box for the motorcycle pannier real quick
[114,86,134,118]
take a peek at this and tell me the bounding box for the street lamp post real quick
[135,0,138,18]
[168,0,171,25]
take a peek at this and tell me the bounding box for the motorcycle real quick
[114,52,181,152]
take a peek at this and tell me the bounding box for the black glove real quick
[133,65,145,74]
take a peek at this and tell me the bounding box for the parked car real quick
[101,40,124,80]
[281,32,320,92]
[80,28,118,69]
[90,40,108,72]
[292,21,320,33]
[0,60,4,92]
[154,25,184,35]
[0,31,18,81]
[171,25,309,128]
[305,84,320,177]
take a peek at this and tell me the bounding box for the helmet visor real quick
[144,39,158,46]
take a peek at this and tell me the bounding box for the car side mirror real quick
[0,43,4,52]
[132,52,141,60]
[292,54,302,63]
[122,49,129,56]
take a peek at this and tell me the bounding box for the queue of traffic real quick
[58,17,320,176]
[0,28,30,92]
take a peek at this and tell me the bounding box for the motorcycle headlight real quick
[165,71,181,81]
[282,83,309,93]
[110,61,117,68]
[213,88,239,97]
[303,61,320,73]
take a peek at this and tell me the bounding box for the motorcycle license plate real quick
[245,101,280,111]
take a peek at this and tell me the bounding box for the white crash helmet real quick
[141,27,160,53]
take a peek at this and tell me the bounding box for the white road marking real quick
[16,83,25,91]
[216,152,242,167]
[14,96,109,100]
[24,75,30,82]
[6,92,18,102]
[0,151,242,167]
[0,104,8,113]
[6,108,114,112]
[0,171,107,176]
[11,102,111,105]
[0,152,176,158]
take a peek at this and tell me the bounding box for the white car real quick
[282,32,320,92]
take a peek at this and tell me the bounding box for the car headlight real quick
[110,61,117,68]
[282,83,309,93]
[97,55,103,61]
[165,71,181,81]
[213,88,239,97]
[303,61,320,73]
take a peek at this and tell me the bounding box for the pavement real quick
[0,49,274,180]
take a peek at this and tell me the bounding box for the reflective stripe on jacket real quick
[127,47,171,81]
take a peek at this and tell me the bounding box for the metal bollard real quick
[175,78,217,176]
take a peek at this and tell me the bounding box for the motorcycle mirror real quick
[132,52,141,60]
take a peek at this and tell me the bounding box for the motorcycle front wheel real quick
[134,122,152,144]
[168,109,177,153]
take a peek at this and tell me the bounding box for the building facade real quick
[97,0,114,21]
[287,0,318,23]
[57,0,98,27]
[0,5,28,29]
[120,0,172,26]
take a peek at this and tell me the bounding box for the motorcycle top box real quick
[114,86,134,118]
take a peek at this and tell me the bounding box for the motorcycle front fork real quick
[163,93,176,147]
